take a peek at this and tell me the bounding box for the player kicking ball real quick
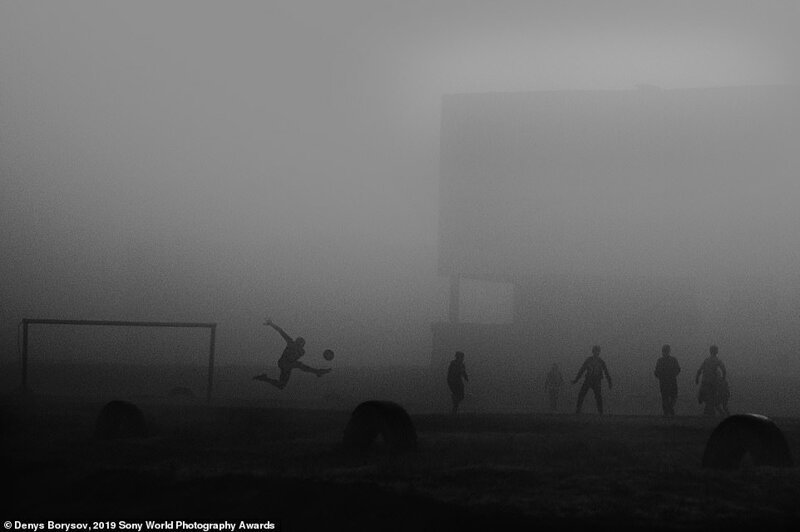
[253,317,332,389]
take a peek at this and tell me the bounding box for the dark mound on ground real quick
[703,413,793,469]
[343,400,417,452]
[95,400,149,440]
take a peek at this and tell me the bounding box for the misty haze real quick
[3,1,800,530]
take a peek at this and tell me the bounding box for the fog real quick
[1,1,798,378]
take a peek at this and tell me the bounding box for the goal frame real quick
[20,318,217,402]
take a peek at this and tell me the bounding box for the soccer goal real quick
[20,318,217,402]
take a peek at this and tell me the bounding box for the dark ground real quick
[3,393,799,532]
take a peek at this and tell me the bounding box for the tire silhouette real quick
[702,413,793,469]
[95,400,148,440]
[343,400,417,452]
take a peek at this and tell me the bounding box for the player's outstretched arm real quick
[264,317,293,343]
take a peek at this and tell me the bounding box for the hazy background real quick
[1,1,798,377]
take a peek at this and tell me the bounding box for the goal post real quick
[20,318,217,402]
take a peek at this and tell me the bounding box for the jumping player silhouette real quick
[253,317,331,389]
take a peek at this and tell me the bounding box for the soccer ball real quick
[323,349,335,361]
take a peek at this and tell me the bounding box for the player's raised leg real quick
[254,366,292,389]
[294,360,331,377]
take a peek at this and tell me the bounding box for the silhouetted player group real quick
[252,317,730,418]
[448,344,731,417]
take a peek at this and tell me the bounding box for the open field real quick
[3,392,799,531]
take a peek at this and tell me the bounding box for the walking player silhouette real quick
[573,345,613,415]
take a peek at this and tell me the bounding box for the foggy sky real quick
[1,1,798,370]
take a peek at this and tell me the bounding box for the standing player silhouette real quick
[654,344,681,417]
[572,345,613,414]
[695,344,726,416]
[447,351,469,415]
[253,317,331,389]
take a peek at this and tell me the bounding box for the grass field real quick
[3,392,799,531]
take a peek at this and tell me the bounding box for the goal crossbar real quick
[20,318,217,402]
